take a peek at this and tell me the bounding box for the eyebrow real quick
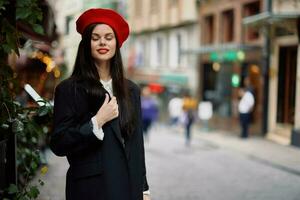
[91,33,114,37]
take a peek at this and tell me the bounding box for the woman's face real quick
[91,24,117,63]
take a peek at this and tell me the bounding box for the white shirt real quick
[91,79,113,140]
[238,91,255,114]
[168,97,183,118]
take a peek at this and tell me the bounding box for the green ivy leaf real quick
[31,162,38,170]
[16,0,32,7]
[19,196,29,200]
[38,179,44,186]
[28,186,40,199]
[16,7,31,20]
[12,118,24,133]
[0,0,8,13]
[31,136,37,143]
[28,186,39,198]
[7,184,18,194]
[1,19,19,55]
[2,43,13,54]
[37,106,49,116]
[32,24,44,35]
[36,12,42,21]
[6,34,18,52]
[1,123,9,129]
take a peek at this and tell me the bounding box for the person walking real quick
[182,92,197,146]
[50,8,150,200]
[168,94,183,126]
[238,79,255,138]
[141,86,158,141]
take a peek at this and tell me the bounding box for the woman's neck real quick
[95,61,111,81]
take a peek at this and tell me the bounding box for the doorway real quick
[276,46,297,125]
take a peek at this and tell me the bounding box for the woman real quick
[50,8,150,200]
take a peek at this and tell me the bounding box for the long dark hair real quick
[71,24,135,137]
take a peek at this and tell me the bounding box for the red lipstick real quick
[97,48,109,54]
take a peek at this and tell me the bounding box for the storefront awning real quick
[181,44,261,55]
[133,70,188,85]
[243,11,300,26]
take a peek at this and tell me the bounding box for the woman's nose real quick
[99,38,106,46]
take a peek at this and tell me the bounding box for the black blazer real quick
[50,78,149,200]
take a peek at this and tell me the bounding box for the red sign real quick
[148,82,164,93]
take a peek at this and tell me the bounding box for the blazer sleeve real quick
[134,85,149,191]
[50,81,100,157]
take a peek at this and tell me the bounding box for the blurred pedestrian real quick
[182,92,197,146]
[238,78,255,138]
[141,86,158,141]
[168,94,183,126]
[50,8,150,200]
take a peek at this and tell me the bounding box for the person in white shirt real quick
[168,95,183,126]
[238,86,255,138]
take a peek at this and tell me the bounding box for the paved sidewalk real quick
[193,126,300,176]
[34,123,300,200]
[35,150,67,200]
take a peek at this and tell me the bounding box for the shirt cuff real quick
[143,190,150,195]
[91,116,104,140]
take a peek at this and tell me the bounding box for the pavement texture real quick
[33,123,300,200]
[193,126,300,176]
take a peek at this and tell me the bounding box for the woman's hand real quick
[143,194,151,200]
[95,94,119,127]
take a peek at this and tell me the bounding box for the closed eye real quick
[92,33,114,40]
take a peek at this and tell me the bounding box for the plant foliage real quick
[0,0,53,199]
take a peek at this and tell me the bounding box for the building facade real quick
[244,0,300,145]
[127,0,199,95]
[192,0,264,134]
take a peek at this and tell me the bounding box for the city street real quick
[36,124,300,200]
[1,1,300,200]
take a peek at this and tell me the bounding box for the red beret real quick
[76,8,129,47]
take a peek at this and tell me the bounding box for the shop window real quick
[243,1,260,41]
[221,9,234,43]
[203,15,214,44]
[276,46,297,125]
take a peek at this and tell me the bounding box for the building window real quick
[135,0,142,17]
[177,33,181,65]
[168,0,178,7]
[150,0,159,14]
[65,15,73,35]
[203,15,214,44]
[243,1,260,41]
[221,9,234,43]
[136,42,144,67]
[157,37,162,65]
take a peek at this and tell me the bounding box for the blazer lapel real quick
[110,118,125,149]
[110,118,132,160]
